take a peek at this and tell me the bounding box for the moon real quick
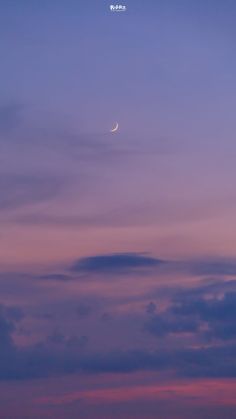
[110,122,119,133]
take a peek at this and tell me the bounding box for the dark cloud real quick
[33,312,53,320]
[46,332,88,349]
[173,291,236,321]
[190,259,236,276]
[79,349,166,374]
[68,345,236,378]
[172,291,236,341]
[146,302,157,315]
[100,312,113,322]
[71,253,165,275]
[66,335,88,349]
[4,306,25,322]
[0,305,15,350]
[0,309,90,380]
[37,274,72,281]
[145,313,199,337]
[0,266,235,381]
[0,295,235,380]
[0,344,235,381]
[47,331,65,345]
[144,280,236,342]
[68,254,236,279]
[77,302,93,318]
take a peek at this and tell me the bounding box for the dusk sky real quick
[1,1,236,418]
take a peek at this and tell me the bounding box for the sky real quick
[0,0,236,417]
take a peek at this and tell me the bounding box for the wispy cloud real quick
[0,173,65,211]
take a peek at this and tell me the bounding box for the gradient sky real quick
[1,1,236,418]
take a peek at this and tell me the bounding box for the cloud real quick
[0,262,235,381]
[70,253,165,275]
[1,343,236,381]
[4,306,25,322]
[145,313,199,337]
[74,342,236,379]
[0,307,90,380]
[46,331,65,345]
[77,303,93,318]
[37,274,72,281]
[0,286,235,381]
[172,291,236,321]
[172,291,236,341]
[70,253,236,279]
[144,280,236,342]
[63,345,236,378]
[100,312,113,322]
[0,305,15,350]
[0,173,64,211]
[66,335,88,349]
[46,332,88,349]
[190,260,236,277]
[146,302,157,315]
[67,253,236,281]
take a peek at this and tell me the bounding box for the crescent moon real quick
[110,122,119,133]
